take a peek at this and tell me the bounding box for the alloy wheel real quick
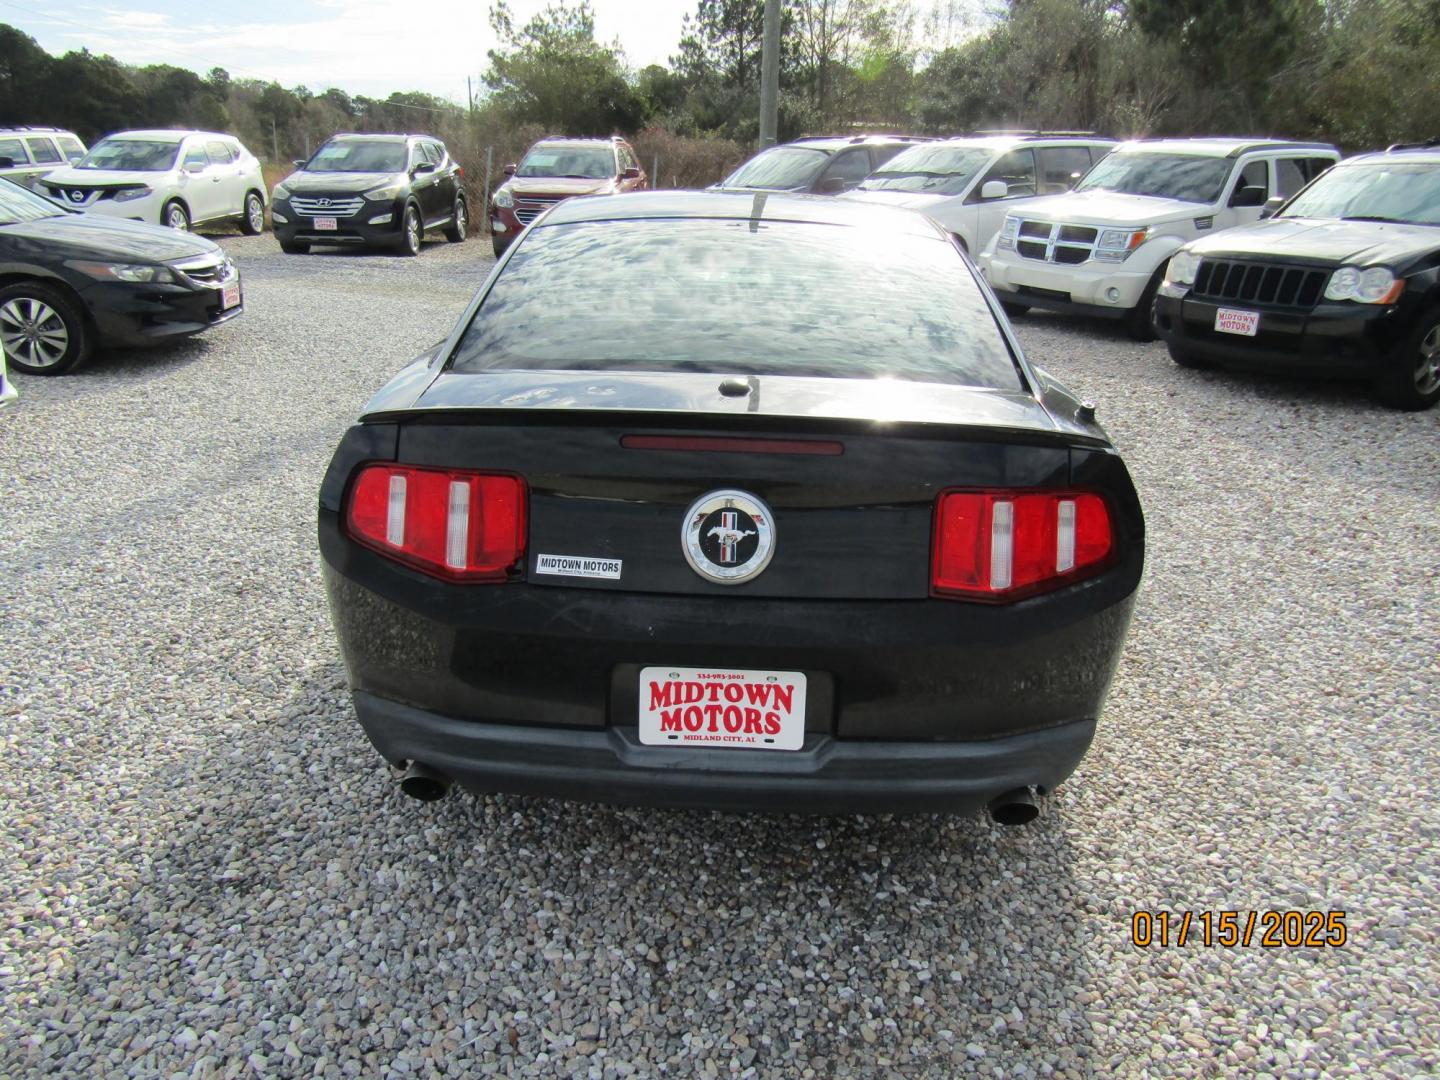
[167,204,189,231]
[0,297,69,370]
[247,196,264,233]
[406,208,421,253]
[1416,325,1440,396]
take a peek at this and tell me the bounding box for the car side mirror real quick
[293,158,308,169]
[1230,184,1267,208]
[184,161,205,175]
[1259,195,1287,219]
[817,175,849,194]
[980,180,1009,200]
[621,166,641,180]
[412,161,437,175]
[503,163,517,176]
[0,156,14,169]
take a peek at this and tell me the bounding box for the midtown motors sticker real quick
[535,553,623,580]
[637,666,807,751]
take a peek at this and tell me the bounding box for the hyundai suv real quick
[1156,142,1440,410]
[489,136,646,257]
[272,133,467,256]
[841,134,1115,254]
[0,126,86,190]
[978,138,1339,338]
[39,130,267,234]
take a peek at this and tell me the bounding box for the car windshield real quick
[1075,152,1232,203]
[1280,160,1440,226]
[517,147,615,179]
[306,140,408,173]
[720,147,829,190]
[450,218,1021,390]
[76,138,181,172]
[0,177,66,223]
[857,146,994,195]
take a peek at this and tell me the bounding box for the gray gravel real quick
[2,229,1438,1078]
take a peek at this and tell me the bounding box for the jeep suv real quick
[0,126,86,190]
[489,136,646,257]
[841,133,1115,254]
[272,133,466,256]
[715,135,930,198]
[978,138,1339,338]
[1156,142,1440,410]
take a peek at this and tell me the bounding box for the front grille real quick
[1193,259,1327,309]
[290,195,365,218]
[514,194,568,225]
[1014,220,1099,263]
[172,255,234,286]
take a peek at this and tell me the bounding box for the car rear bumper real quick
[1155,288,1404,377]
[353,689,1098,814]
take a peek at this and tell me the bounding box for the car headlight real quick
[67,261,174,284]
[1324,265,1401,304]
[996,215,1019,251]
[1165,250,1200,287]
[364,183,404,201]
[272,183,291,200]
[113,186,152,203]
[493,188,515,209]
[1094,227,1149,262]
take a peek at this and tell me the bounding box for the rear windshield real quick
[1075,152,1232,203]
[450,218,1020,391]
[76,139,181,172]
[306,140,407,173]
[858,145,994,196]
[721,147,829,190]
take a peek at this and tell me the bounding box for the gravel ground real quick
[1,228,1437,1079]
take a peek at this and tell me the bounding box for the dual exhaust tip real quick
[397,762,1042,824]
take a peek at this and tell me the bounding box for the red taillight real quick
[345,464,526,582]
[932,490,1114,601]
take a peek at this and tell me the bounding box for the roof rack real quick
[1386,137,1440,151]
[968,129,1103,137]
[791,133,932,144]
[0,125,67,133]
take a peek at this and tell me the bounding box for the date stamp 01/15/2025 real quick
[1130,910,1348,949]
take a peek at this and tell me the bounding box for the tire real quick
[1374,307,1440,411]
[163,199,190,232]
[240,191,265,235]
[444,198,467,243]
[492,236,507,259]
[1123,269,1165,342]
[397,203,422,257]
[0,281,92,375]
[279,238,310,255]
[1000,301,1030,317]
[1167,342,1211,369]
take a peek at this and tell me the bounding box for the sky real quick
[0,0,697,103]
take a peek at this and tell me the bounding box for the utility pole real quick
[758,0,780,150]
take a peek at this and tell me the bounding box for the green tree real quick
[0,25,52,125]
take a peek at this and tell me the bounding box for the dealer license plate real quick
[221,281,241,310]
[1215,307,1259,336]
[638,666,807,751]
[313,216,338,230]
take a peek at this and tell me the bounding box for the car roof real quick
[329,132,436,142]
[531,138,621,149]
[786,135,930,151]
[900,135,1114,153]
[0,126,74,135]
[1346,144,1440,166]
[101,129,232,142]
[1111,137,1338,158]
[538,189,948,240]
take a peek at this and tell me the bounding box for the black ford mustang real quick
[319,191,1144,820]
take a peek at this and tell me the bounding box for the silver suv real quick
[0,127,87,190]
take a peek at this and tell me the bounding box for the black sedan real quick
[0,178,241,375]
[319,191,1144,820]
[1156,143,1440,410]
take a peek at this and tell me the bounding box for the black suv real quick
[716,135,931,195]
[1156,143,1440,410]
[270,133,466,256]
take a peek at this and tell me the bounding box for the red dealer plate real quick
[638,667,807,751]
[221,281,241,310]
[1215,307,1260,336]
[313,216,338,230]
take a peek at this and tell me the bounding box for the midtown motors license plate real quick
[313,216,338,230]
[1215,307,1260,336]
[638,667,807,751]
[221,281,241,310]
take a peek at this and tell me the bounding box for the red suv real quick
[489,136,647,256]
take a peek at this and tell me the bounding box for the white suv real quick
[840,134,1115,254]
[38,130,267,234]
[977,138,1339,338]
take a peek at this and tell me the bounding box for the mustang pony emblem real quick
[682,490,776,585]
[708,511,756,564]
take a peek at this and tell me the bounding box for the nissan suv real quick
[489,136,646,257]
[978,138,1339,338]
[0,126,86,190]
[841,133,1115,254]
[1156,142,1440,410]
[715,135,930,198]
[272,133,467,256]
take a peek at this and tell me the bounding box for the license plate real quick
[313,216,338,230]
[1215,307,1259,336]
[221,281,241,310]
[638,667,807,751]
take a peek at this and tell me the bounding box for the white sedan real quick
[38,130,267,234]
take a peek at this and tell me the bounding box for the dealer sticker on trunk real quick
[535,553,623,580]
[1215,307,1260,336]
[638,667,807,751]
